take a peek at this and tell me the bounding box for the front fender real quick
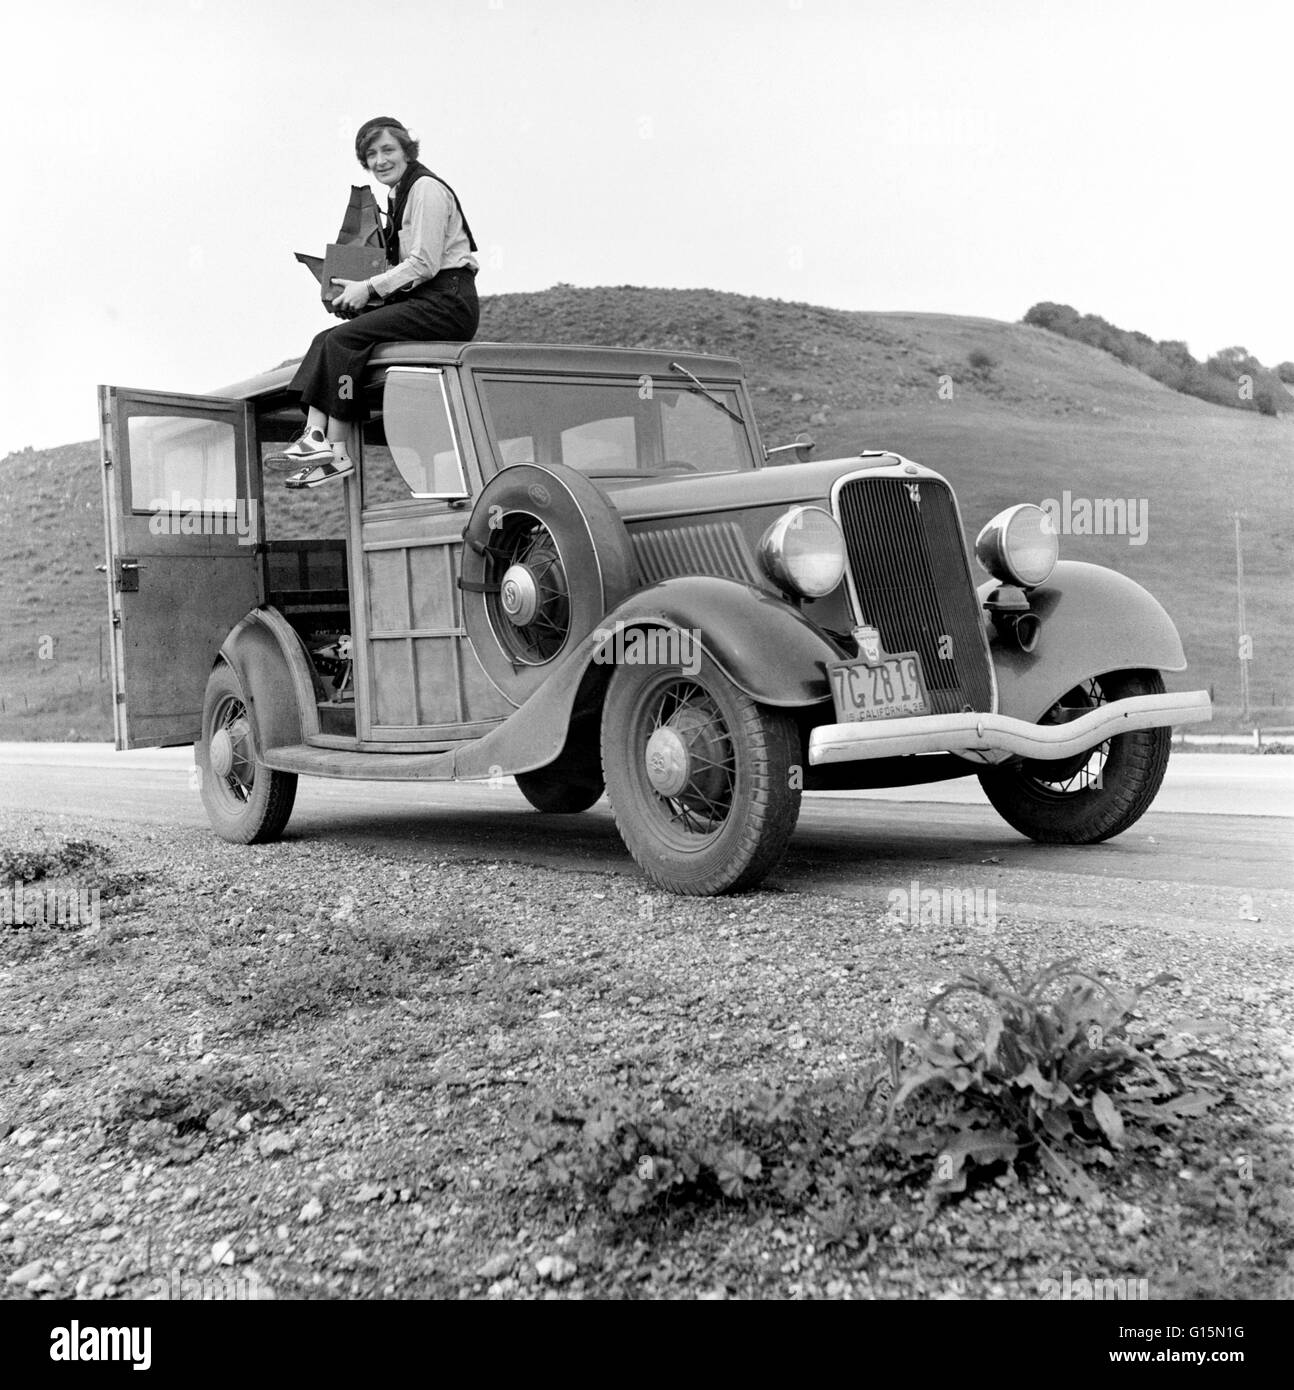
[453,577,841,779]
[216,607,321,753]
[984,561,1188,723]
[600,576,844,706]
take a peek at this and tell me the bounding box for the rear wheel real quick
[196,664,297,844]
[601,653,802,895]
[977,669,1170,844]
[515,768,604,813]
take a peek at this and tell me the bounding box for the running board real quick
[263,743,460,781]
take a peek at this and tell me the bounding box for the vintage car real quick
[99,342,1212,895]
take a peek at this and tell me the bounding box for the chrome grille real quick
[835,476,993,715]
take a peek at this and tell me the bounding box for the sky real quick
[0,0,1288,455]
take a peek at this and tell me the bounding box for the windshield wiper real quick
[667,361,745,427]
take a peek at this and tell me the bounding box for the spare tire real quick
[460,462,635,703]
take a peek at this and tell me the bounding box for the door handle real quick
[113,558,146,592]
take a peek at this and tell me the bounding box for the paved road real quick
[2,746,1290,936]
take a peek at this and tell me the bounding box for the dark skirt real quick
[289,266,480,421]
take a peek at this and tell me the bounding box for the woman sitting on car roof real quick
[268,116,480,488]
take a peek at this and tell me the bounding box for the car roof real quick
[215,340,747,400]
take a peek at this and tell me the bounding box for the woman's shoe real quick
[283,454,355,489]
[265,427,334,467]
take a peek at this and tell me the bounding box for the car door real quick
[99,385,262,749]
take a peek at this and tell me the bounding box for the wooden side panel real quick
[370,638,416,726]
[363,525,514,736]
[365,550,410,631]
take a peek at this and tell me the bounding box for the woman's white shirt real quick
[370,176,478,298]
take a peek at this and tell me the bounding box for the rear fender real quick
[985,561,1188,723]
[216,608,321,754]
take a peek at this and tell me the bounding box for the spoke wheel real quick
[460,462,635,703]
[488,516,572,664]
[977,669,1170,844]
[601,651,801,894]
[197,664,297,844]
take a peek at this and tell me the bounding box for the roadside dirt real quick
[2,809,1292,1300]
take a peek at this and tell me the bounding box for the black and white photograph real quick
[0,0,1290,1340]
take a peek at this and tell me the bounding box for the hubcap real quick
[645,725,690,796]
[208,701,255,804]
[638,680,738,839]
[500,563,540,626]
[209,726,234,778]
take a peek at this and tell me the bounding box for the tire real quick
[977,669,1171,844]
[196,663,298,844]
[514,769,604,813]
[601,651,802,895]
[460,462,635,704]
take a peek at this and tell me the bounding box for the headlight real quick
[975,503,1058,588]
[759,505,846,598]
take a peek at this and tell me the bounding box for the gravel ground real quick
[1,808,1292,1301]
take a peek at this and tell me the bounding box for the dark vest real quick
[384,160,478,265]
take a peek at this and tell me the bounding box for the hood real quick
[596,452,913,523]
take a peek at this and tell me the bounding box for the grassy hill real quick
[2,286,1290,741]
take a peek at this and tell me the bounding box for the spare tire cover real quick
[461,462,635,703]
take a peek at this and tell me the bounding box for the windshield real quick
[477,376,756,478]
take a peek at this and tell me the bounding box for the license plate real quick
[828,651,929,722]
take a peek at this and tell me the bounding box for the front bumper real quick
[808,690,1212,766]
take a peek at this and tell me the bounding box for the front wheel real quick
[196,664,297,844]
[601,653,802,895]
[977,669,1170,844]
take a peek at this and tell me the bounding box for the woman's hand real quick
[330,278,373,313]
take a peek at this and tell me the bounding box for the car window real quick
[561,415,636,472]
[364,369,470,506]
[497,435,535,464]
[661,390,750,470]
[478,377,754,477]
[127,414,238,514]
